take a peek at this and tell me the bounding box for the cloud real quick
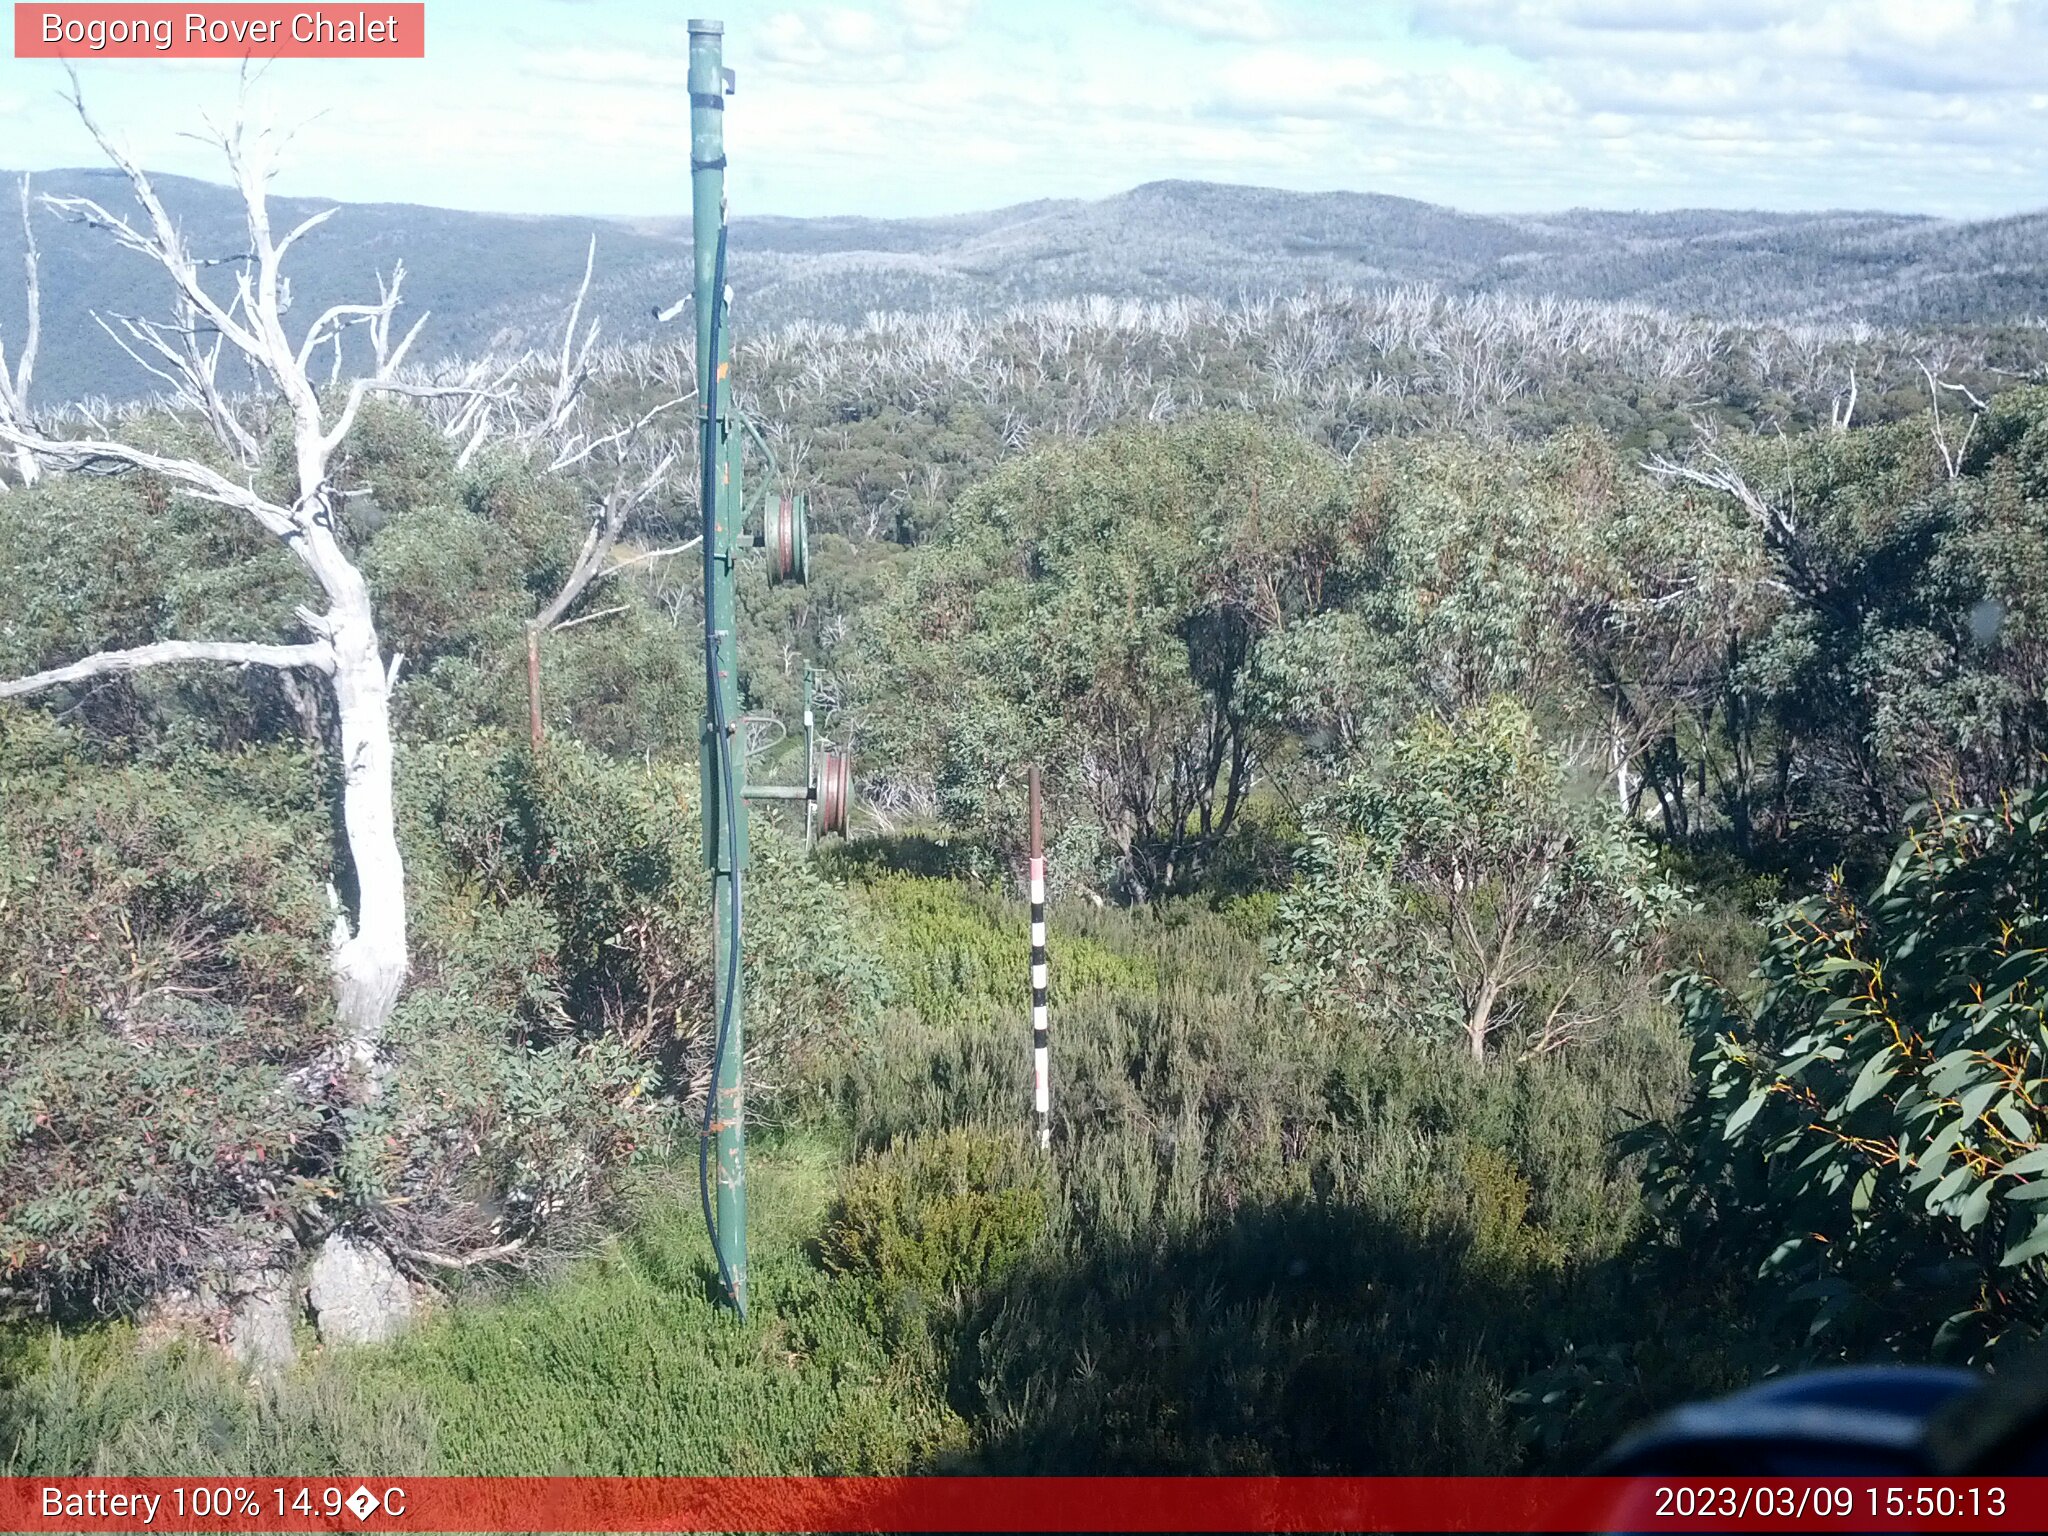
[26,0,2048,223]
[759,8,876,64]
[1204,46,1570,131]
[1416,0,2048,94]
[899,0,974,49]
[1129,0,1284,43]
[522,46,686,88]
[756,5,966,65]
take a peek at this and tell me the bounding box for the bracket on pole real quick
[741,664,853,842]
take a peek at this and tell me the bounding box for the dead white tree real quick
[1644,434,1818,604]
[522,392,689,750]
[538,236,601,440]
[1830,364,1857,432]
[0,175,39,487]
[1921,362,1986,481]
[0,79,482,1090]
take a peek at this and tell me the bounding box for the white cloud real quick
[1130,0,1284,43]
[523,46,686,88]
[27,0,2048,222]
[899,0,974,49]
[1417,0,2048,94]
[758,8,896,66]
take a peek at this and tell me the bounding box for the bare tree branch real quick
[545,390,692,474]
[0,174,40,486]
[1921,362,1983,480]
[549,603,627,635]
[0,423,298,536]
[0,638,334,699]
[1645,448,1794,542]
[521,391,683,748]
[7,74,459,1089]
[592,536,702,581]
[1830,363,1857,432]
[540,235,601,436]
[393,1237,527,1271]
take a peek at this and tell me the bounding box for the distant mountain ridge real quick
[2,171,2043,403]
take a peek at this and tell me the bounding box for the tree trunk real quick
[1612,730,1635,818]
[326,587,407,1090]
[1466,977,1499,1062]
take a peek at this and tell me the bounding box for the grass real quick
[3,1138,961,1476]
[6,870,1767,1478]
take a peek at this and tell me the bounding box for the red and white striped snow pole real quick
[1028,765,1049,1150]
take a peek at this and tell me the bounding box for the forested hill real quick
[5,169,2048,402]
[0,167,694,404]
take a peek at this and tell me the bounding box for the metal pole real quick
[803,666,817,851]
[1029,766,1049,1150]
[690,16,746,1314]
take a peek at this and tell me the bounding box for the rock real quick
[306,1235,413,1346]
[223,1269,299,1376]
[153,1268,298,1377]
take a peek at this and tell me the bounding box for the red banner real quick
[2,1477,2046,1532]
[13,5,425,59]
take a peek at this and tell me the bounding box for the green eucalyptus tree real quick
[1270,699,1683,1061]
[862,415,1366,898]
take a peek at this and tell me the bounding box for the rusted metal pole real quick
[1029,766,1049,1150]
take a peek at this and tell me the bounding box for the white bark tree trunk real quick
[0,83,456,1095]
[328,590,407,1069]
[1,174,40,488]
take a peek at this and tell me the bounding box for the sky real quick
[3,0,2047,220]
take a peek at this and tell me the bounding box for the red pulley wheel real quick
[765,492,809,586]
[817,751,852,838]
[771,493,796,584]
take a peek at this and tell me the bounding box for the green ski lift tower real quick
[687,17,851,1316]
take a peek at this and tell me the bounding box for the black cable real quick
[697,217,745,1316]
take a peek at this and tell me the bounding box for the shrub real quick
[1640,785,2048,1362]
[858,416,1365,899]
[1268,698,1685,1059]
[0,738,336,1316]
[820,1128,1049,1339]
[367,734,888,1261]
[1,1332,435,1476]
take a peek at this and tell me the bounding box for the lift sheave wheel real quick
[765,491,808,585]
[817,750,852,838]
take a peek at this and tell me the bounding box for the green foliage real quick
[460,449,586,597]
[1,1330,436,1477]
[823,893,1710,1473]
[1629,408,2048,869]
[1270,699,1684,1058]
[0,388,856,1316]
[17,275,2048,1485]
[861,415,1363,898]
[851,875,1154,1025]
[0,736,336,1314]
[328,400,461,527]
[1640,785,2048,1362]
[361,501,527,662]
[7,857,1720,1480]
[820,1128,1049,1341]
[366,735,887,1257]
[341,1147,965,1474]
[0,457,310,751]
